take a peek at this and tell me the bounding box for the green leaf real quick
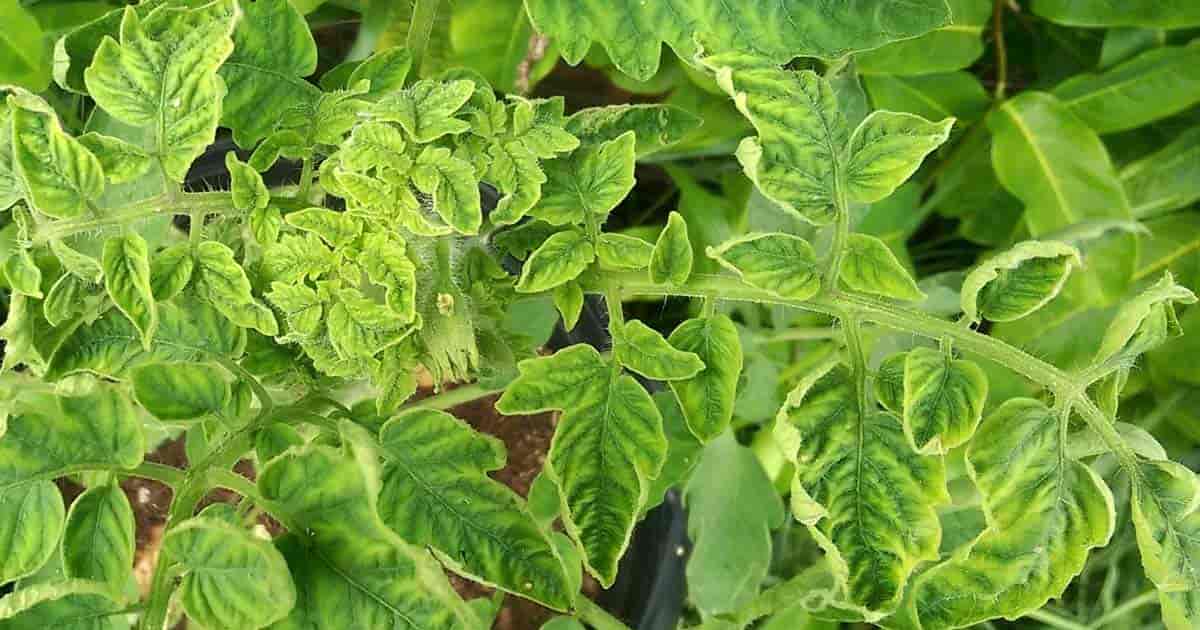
[645,392,703,513]
[260,440,477,630]
[285,208,363,247]
[149,243,194,301]
[565,105,702,158]
[1032,0,1200,28]
[615,319,704,381]
[84,1,237,182]
[535,131,635,226]
[43,274,98,327]
[596,233,653,270]
[1122,125,1200,218]
[0,388,144,490]
[1093,272,1197,367]
[130,361,229,421]
[497,345,666,586]
[684,432,785,617]
[775,362,946,616]
[219,0,321,147]
[667,315,743,442]
[843,111,954,204]
[701,53,845,225]
[874,352,907,415]
[0,579,125,629]
[164,517,296,630]
[194,241,279,336]
[262,233,335,284]
[62,483,134,590]
[960,240,1082,323]
[0,101,22,210]
[840,233,925,301]
[649,211,693,285]
[526,0,950,81]
[862,72,991,123]
[372,79,474,143]
[708,233,821,300]
[0,3,48,91]
[411,146,482,234]
[376,409,574,610]
[341,47,413,100]
[227,152,268,212]
[102,232,158,350]
[49,298,244,380]
[359,233,417,322]
[9,98,104,218]
[1129,460,1200,629]
[552,281,583,331]
[3,249,42,298]
[77,132,154,184]
[0,480,64,584]
[901,347,988,455]
[517,229,594,293]
[1053,42,1200,134]
[987,91,1136,305]
[326,288,410,360]
[856,0,990,75]
[249,206,283,245]
[895,398,1114,628]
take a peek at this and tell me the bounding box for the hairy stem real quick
[406,0,443,77]
[297,156,315,202]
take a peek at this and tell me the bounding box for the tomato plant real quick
[1,1,1198,629]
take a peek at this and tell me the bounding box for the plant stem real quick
[406,0,443,77]
[992,0,1009,99]
[760,327,840,344]
[402,383,504,411]
[821,168,852,292]
[575,597,632,630]
[1089,590,1159,628]
[1026,609,1090,630]
[127,462,185,488]
[297,156,315,202]
[32,192,235,245]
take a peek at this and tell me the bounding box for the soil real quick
[88,390,603,630]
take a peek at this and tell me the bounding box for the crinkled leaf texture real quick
[526,0,951,80]
[497,345,666,586]
[960,240,1082,323]
[1130,460,1200,629]
[9,96,104,218]
[259,435,478,630]
[888,398,1115,629]
[376,409,575,610]
[775,361,946,619]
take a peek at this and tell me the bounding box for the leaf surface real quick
[1033,0,1200,28]
[708,233,821,300]
[102,233,158,350]
[843,111,953,203]
[1130,460,1200,629]
[840,233,924,301]
[901,348,988,455]
[62,483,134,590]
[667,315,743,442]
[194,241,279,336]
[517,229,594,293]
[10,98,104,218]
[960,240,1082,323]
[649,211,693,285]
[131,361,229,421]
[615,320,704,381]
[0,480,64,584]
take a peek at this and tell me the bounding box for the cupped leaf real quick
[842,111,954,204]
[0,388,144,490]
[517,229,595,293]
[411,146,482,234]
[840,233,925,301]
[1053,42,1200,135]
[102,232,158,350]
[373,79,474,143]
[0,101,23,210]
[895,398,1115,628]
[326,288,411,360]
[219,0,321,147]
[901,348,988,455]
[527,0,950,81]
[701,53,845,225]
[988,91,1135,305]
[228,152,269,211]
[377,409,574,610]
[149,243,194,301]
[359,233,417,322]
[1129,460,1200,629]
[566,104,701,158]
[649,211,693,285]
[9,97,104,218]
[667,315,743,442]
[3,249,41,298]
[775,362,946,616]
[615,320,704,381]
[1032,0,1200,28]
[84,0,237,182]
[130,361,229,421]
[164,517,296,630]
[286,208,363,247]
[497,345,666,586]
[1093,272,1197,367]
[0,579,125,629]
[62,483,134,590]
[684,432,785,617]
[260,440,477,630]
[194,241,279,336]
[535,131,635,226]
[708,233,821,300]
[874,352,907,415]
[596,233,653,270]
[0,480,65,584]
[960,240,1083,323]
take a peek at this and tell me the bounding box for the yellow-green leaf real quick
[843,111,954,204]
[667,315,743,442]
[960,240,1082,323]
[901,348,988,455]
[649,211,692,285]
[102,232,158,349]
[708,233,821,300]
[517,229,595,293]
[615,319,704,381]
[840,233,924,301]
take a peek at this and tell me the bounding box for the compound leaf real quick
[0,480,64,584]
[131,361,229,421]
[960,240,1082,323]
[285,208,363,247]
[102,232,158,350]
[219,0,321,147]
[194,241,279,336]
[84,1,237,182]
[62,483,134,590]
[376,409,574,610]
[901,348,988,455]
[667,315,743,442]
[708,233,821,300]
[517,229,594,293]
[164,517,296,630]
[840,233,924,301]
[843,111,954,204]
[615,319,704,381]
[10,98,104,218]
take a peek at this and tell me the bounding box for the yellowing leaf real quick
[10,98,104,218]
[840,233,925,301]
[194,241,279,336]
[372,79,474,143]
[667,315,743,442]
[708,233,821,300]
[960,240,1082,323]
[1130,460,1200,629]
[517,229,595,293]
[901,348,988,455]
[227,152,268,211]
[615,319,704,381]
[596,233,653,270]
[62,483,134,590]
[131,361,230,421]
[536,131,635,226]
[102,232,158,349]
[843,111,954,204]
